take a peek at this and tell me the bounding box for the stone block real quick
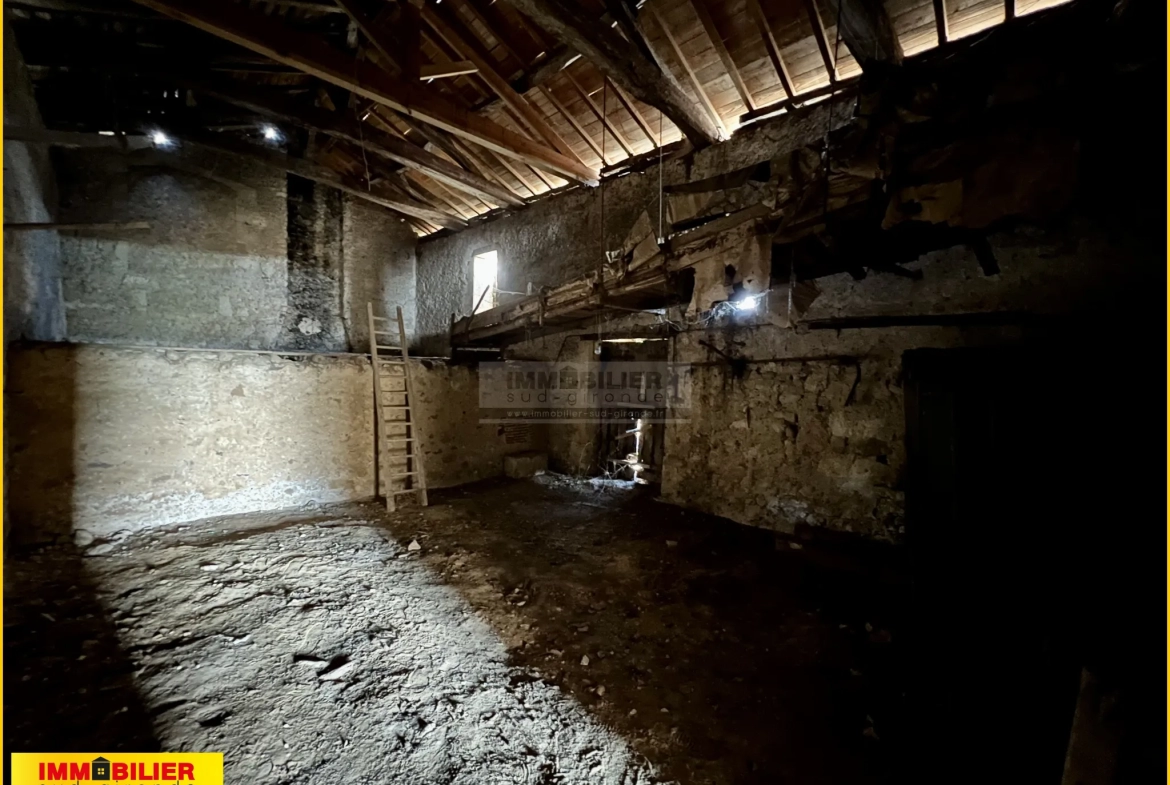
[504,451,548,478]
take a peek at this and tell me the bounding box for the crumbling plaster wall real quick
[414,98,853,356]
[54,147,417,351]
[7,344,540,542]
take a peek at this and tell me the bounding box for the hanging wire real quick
[657,111,664,242]
[821,0,847,219]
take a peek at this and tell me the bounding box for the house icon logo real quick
[91,757,111,780]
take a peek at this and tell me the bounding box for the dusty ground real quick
[5,476,904,784]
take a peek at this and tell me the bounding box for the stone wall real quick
[3,27,64,344]
[414,99,852,355]
[7,344,542,542]
[54,147,418,352]
[663,217,1155,543]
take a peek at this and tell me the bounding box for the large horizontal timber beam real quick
[176,76,526,208]
[499,0,723,147]
[836,0,904,69]
[128,0,599,184]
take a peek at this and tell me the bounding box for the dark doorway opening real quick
[902,344,1160,783]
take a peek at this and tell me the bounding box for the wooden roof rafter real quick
[535,83,608,166]
[563,68,635,159]
[643,0,730,139]
[685,0,757,113]
[745,0,797,101]
[128,0,599,183]
[804,0,840,83]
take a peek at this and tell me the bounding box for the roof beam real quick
[184,78,525,207]
[421,2,583,163]
[645,2,728,139]
[837,0,904,68]
[564,71,635,158]
[933,0,950,44]
[127,0,598,183]
[609,79,660,147]
[745,0,796,101]
[538,84,609,165]
[686,0,756,112]
[499,0,722,146]
[803,0,839,83]
[421,60,479,80]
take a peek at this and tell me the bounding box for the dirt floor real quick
[5,476,905,784]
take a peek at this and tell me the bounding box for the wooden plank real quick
[420,60,479,79]
[538,83,609,165]
[645,2,729,140]
[564,70,635,158]
[803,0,839,83]
[184,79,526,207]
[128,0,599,183]
[608,79,660,147]
[745,0,796,100]
[422,2,583,163]
[934,0,950,44]
[500,0,722,146]
[686,0,756,112]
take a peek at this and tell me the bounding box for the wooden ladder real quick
[367,303,429,511]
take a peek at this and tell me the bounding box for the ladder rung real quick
[377,360,406,365]
[373,329,397,335]
[382,405,412,410]
[371,315,391,322]
[386,437,415,443]
[392,488,425,495]
[388,471,419,477]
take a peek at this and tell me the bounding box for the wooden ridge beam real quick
[182,78,525,208]
[500,0,723,146]
[127,0,599,184]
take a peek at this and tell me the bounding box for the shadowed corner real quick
[4,343,161,760]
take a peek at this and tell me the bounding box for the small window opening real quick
[472,250,498,314]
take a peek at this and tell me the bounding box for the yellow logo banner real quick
[10,753,223,784]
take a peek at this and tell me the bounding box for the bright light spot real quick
[150,130,171,146]
[472,250,498,314]
[734,294,761,312]
[262,124,281,142]
[98,130,116,136]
